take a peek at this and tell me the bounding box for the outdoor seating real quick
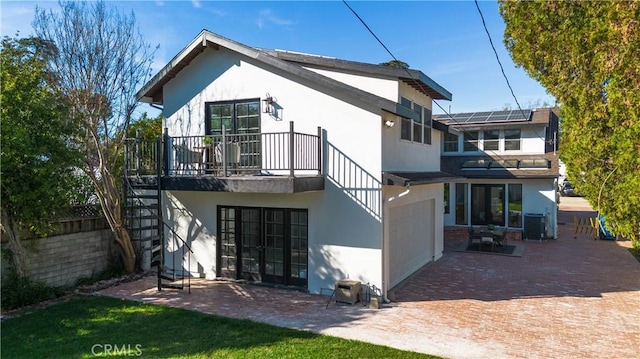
[214,142,241,175]
[479,230,495,252]
[173,144,203,175]
[468,227,482,250]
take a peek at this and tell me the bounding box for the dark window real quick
[508,184,522,227]
[455,183,467,225]
[423,107,432,145]
[463,131,479,152]
[399,97,431,145]
[401,118,412,140]
[484,130,499,151]
[504,129,521,151]
[443,133,458,152]
[413,103,423,143]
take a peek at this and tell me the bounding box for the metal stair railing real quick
[123,137,193,293]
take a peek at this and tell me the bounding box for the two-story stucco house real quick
[129,30,455,299]
[434,108,560,241]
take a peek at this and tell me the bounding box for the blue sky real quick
[1,1,556,115]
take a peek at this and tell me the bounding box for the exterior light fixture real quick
[384,119,395,128]
[263,93,276,114]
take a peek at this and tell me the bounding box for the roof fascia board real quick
[137,30,405,116]
[267,50,452,100]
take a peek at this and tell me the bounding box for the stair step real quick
[125,203,159,210]
[125,214,159,220]
[159,283,186,290]
[128,195,159,200]
[128,224,159,231]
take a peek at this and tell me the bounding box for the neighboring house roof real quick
[440,154,560,179]
[136,30,451,123]
[433,107,558,131]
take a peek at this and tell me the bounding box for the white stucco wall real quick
[160,47,386,294]
[163,190,382,294]
[381,82,441,172]
[442,126,548,156]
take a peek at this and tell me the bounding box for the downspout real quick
[381,183,411,302]
[150,103,163,111]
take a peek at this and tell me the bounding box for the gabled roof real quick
[136,30,452,116]
[260,49,452,100]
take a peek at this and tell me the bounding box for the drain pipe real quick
[381,183,411,302]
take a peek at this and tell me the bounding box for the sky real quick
[1,0,556,116]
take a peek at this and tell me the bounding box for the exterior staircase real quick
[123,137,191,292]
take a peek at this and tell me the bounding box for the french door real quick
[216,206,308,288]
[471,184,505,226]
[206,100,261,170]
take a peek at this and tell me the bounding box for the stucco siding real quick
[163,189,382,294]
[381,82,440,172]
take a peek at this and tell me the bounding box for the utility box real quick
[334,279,361,305]
[524,213,546,241]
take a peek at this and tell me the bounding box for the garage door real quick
[388,199,435,288]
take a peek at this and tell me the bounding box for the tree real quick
[500,1,640,243]
[128,112,163,140]
[33,1,157,272]
[0,36,83,276]
[380,60,409,69]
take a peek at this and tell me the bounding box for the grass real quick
[1,296,441,359]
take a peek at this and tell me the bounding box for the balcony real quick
[125,122,324,193]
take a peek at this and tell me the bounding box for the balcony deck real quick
[125,125,324,193]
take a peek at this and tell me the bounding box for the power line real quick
[341,1,553,162]
[473,0,528,122]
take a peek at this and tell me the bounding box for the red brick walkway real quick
[99,198,640,359]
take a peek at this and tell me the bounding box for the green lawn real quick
[2,296,441,359]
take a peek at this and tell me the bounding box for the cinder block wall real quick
[5,229,116,288]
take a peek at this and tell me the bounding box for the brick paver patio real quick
[99,197,640,359]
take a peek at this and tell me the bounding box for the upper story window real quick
[504,129,521,151]
[399,97,432,145]
[483,130,500,151]
[463,131,479,151]
[443,132,458,152]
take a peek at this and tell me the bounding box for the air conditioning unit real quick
[334,279,361,305]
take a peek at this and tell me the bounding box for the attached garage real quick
[387,198,436,289]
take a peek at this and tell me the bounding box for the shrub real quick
[1,271,62,310]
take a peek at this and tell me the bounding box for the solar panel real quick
[434,109,532,124]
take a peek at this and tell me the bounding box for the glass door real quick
[240,208,261,281]
[262,209,286,284]
[217,207,237,278]
[217,206,308,288]
[471,184,505,226]
[206,100,261,172]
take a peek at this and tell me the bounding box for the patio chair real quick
[468,227,482,250]
[479,230,495,252]
[214,142,241,175]
[173,144,203,175]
